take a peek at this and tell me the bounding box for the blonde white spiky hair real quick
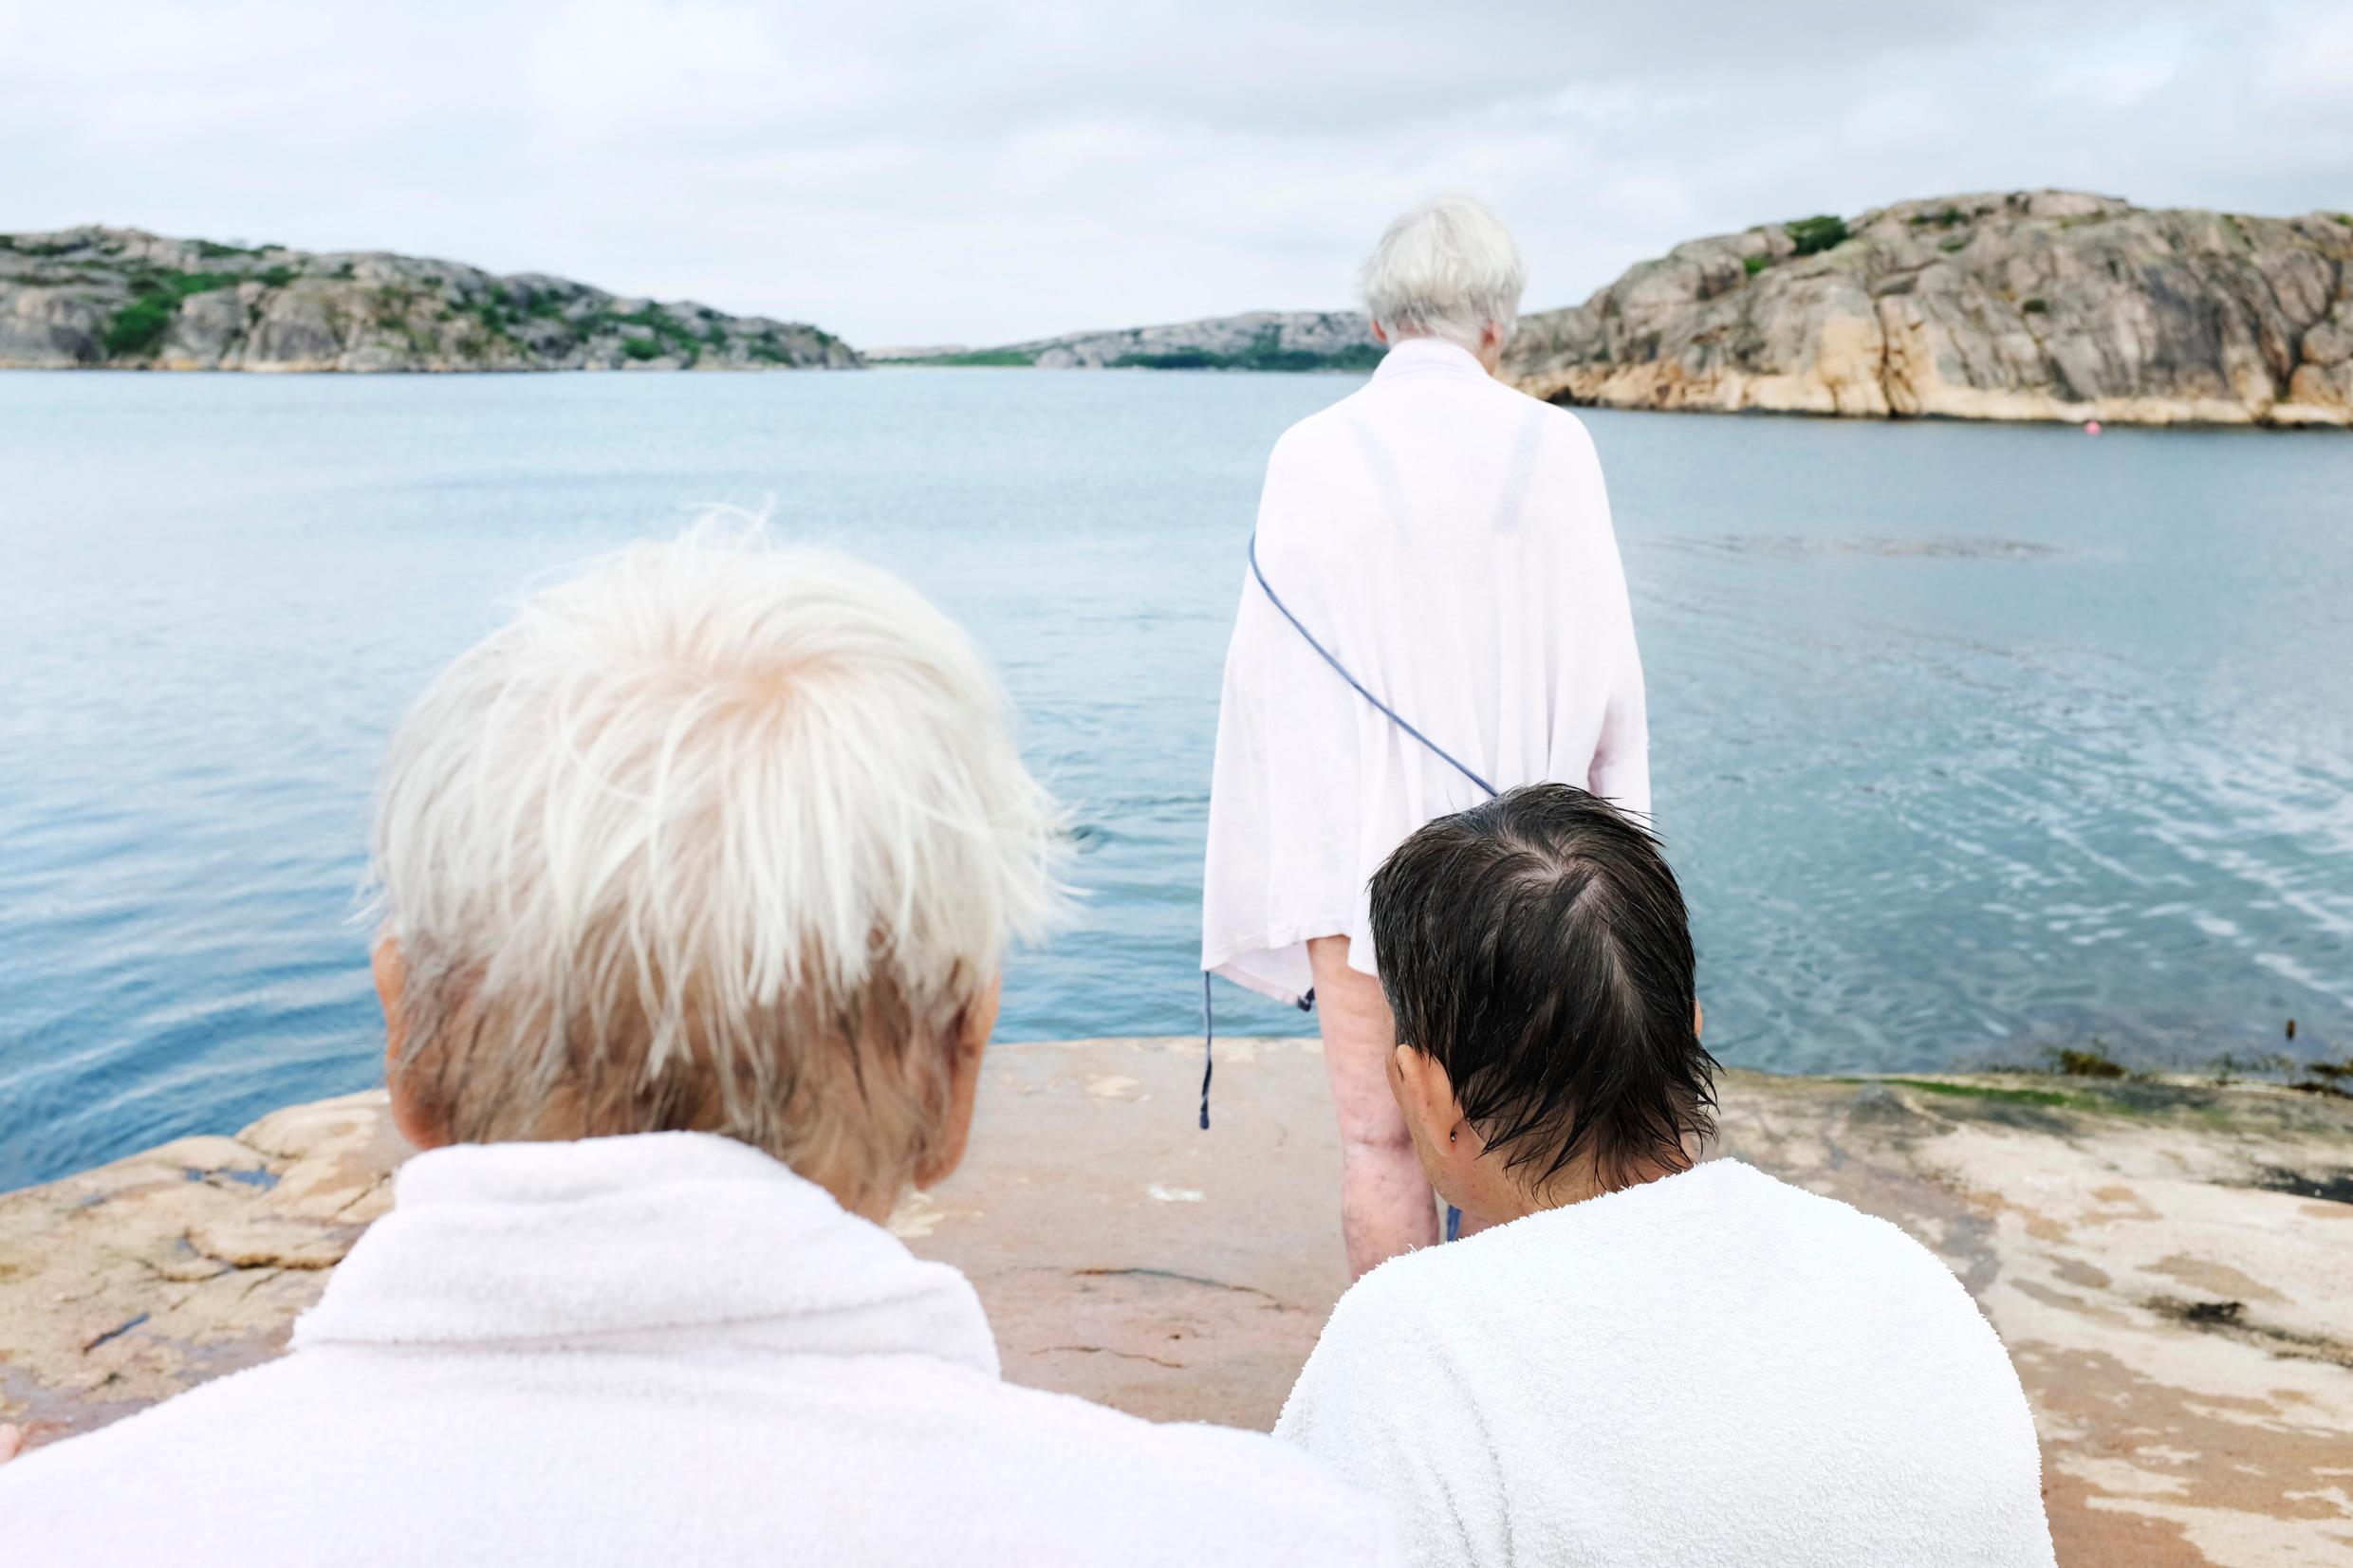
[368,519,1065,1208]
[1357,194,1527,352]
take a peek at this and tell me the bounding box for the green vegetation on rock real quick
[1784,214,1851,256]
[617,304,706,365]
[8,235,89,259]
[892,348,1040,367]
[103,269,242,358]
[745,331,801,364]
[1110,328,1383,372]
[2050,1044,2126,1079]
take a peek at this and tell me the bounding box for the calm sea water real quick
[2,368,2349,1190]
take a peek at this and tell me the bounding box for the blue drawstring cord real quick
[1199,972,1214,1130]
[1199,972,1308,1130]
[1246,533,1499,798]
[1203,536,1491,1241]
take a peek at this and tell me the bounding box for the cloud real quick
[2,0,2347,345]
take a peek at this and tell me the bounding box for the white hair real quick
[1357,194,1528,351]
[369,519,1065,1208]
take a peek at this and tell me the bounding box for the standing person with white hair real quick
[1203,196,1652,1278]
[0,526,1399,1566]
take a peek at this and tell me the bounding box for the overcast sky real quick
[6,1,2350,346]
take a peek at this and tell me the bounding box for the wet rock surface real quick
[4,1040,2346,1563]
[0,227,858,372]
[1504,190,2353,428]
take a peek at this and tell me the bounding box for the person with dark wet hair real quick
[1369,782,1715,1204]
[1275,784,2057,1568]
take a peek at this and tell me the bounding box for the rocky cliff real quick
[0,227,859,372]
[884,309,1380,370]
[1505,191,2353,426]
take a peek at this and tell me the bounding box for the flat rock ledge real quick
[3,1040,2347,1566]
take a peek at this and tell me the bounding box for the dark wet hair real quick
[1368,784,1718,1192]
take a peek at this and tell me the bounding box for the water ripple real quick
[1,374,2348,1186]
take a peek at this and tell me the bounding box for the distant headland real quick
[0,227,858,372]
[867,310,1381,372]
[1504,190,2353,428]
[889,191,2353,427]
[9,193,2351,424]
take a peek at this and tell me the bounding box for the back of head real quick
[1368,784,1715,1193]
[1357,194,1528,352]
[369,522,1064,1212]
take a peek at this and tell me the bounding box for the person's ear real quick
[1693,998,1704,1042]
[913,973,999,1191]
[1390,1044,1473,1158]
[374,932,446,1152]
[1477,321,1509,375]
[1370,320,1389,345]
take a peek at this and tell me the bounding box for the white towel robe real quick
[1275,1160,2059,1568]
[1203,337,1649,1004]
[0,1132,1399,1567]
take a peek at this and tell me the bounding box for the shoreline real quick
[3,1040,2347,1563]
[8,360,2349,430]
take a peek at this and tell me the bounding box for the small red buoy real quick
[2084,419,2103,434]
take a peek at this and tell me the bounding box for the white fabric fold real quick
[295,1131,998,1370]
[1276,1159,2058,1567]
[3,1131,1399,1566]
[1203,337,1650,1004]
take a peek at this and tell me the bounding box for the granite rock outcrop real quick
[1503,191,2353,426]
[0,227,859,372]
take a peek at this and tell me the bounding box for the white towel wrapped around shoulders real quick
[1202,337,1650,1005]
[0,1132,1399,1567]
[1276,1159,2057,1567]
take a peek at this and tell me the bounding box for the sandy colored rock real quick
[1503,191,2353,428]
[3,1042,2347,1564]
[0,1090,405,1444]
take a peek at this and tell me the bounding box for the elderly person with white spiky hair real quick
[0,526,1399,1566]
[1204,195,1653,1278]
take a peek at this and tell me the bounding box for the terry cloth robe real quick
[1202,336,1649,1005]
[1275,1159,2058,1568]
[0,1132,1399,1567]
